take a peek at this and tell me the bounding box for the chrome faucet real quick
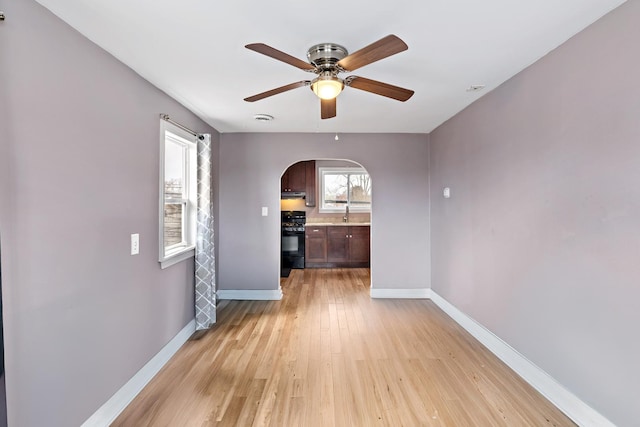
[343,205,349,222]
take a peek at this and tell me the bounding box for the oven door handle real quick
[282,230,305,235]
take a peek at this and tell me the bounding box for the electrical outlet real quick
[131,233,139,255]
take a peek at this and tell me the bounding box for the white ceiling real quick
[35,0,625,134]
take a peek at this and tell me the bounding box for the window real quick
[319,167,371,212]
[159,121,197,268]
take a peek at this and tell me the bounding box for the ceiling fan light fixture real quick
[311,75,344,100]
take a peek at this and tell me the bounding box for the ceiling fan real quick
[244,35,414,120]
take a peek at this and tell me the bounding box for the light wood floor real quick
[113,268,574,426]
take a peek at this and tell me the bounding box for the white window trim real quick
[319,166,371,213]
[159,120,197,269]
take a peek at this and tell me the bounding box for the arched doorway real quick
[280,159,372,280]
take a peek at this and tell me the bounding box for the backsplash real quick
[280,198,370,223]
[304,214,370,224]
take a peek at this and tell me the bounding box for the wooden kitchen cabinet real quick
[304,160,316,207]
[282,160,316,207]
[306,225,370,268]
[327,226,350,263]
[305,225,327,265]
[348,225,370,263]
[281,161,306,193]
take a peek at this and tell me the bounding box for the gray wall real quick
[429,1,639,425]
[4,0,632,424]
[0,1,219,425]
[218,133,430,292]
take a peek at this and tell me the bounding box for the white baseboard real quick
[370,288,431,299]
[217,289,283,300]
[428,291,615,427]
[81,319,196,427]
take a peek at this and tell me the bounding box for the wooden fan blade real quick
[245,43,316,71]
[321,98,336,119]
[346,76,414,101]
[244,81,310,102]
[337,35,408,72]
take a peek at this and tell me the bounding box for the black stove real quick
[281,211,306,277]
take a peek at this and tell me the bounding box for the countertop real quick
[305,222,370,227]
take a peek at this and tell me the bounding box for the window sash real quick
[159,122,197,267]
[319,167,371,212]
[164,201,187,254]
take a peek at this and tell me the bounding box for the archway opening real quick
[279,159,372,281]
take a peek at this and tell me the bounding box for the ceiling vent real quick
[253,114,274,122]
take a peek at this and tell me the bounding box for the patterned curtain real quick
[195,133,216,330]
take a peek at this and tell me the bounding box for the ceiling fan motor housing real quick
[306,43,348,71]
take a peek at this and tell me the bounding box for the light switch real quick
[443,187,451,199]
[261,207,268,216]
[131,233,139,255]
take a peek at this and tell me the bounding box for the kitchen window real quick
[319,167,371,212]
[159,120,197,268]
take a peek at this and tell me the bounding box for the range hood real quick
[281,191,306,199]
